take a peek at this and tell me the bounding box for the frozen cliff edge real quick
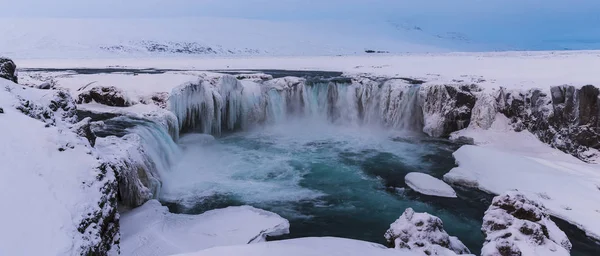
[0,79,118,255]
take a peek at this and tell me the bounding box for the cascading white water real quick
[96,116,181,208]
[168,75,424,135]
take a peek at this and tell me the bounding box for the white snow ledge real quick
[444,145,600,241]
[120,200,290,256]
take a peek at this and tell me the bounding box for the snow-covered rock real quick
[175,237,421,256]
[405,172,457,198]
[481,191,571,256]
[384,208,470,255]
[0,57,17,83]
[0,80,118,255]
[77,86,134,107]
[120,200,290,256]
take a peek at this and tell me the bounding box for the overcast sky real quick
[3,0,599,50]
[4,0,599,20]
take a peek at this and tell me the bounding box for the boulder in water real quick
[481,191,571,256]
[385,208,470,255]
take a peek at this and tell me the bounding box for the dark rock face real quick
[482,191,571,256]
[77,86,132,107]
[0,57,17,83]
[421,84,478,137]
[497,85,600,162]
[72,117,97,147]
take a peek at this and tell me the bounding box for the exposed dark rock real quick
[72,117,97,147]
[0,107,3,114]
[385,208,471,255]
[482,191,571,256]
[420,84,477,137]
[0,57,17,83]
[37,82,54,90]
[141,92,169,108]
[78,163,120,255]
[77,86,132,107]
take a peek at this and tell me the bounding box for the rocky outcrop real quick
[384,208,470,255]
[497,85,600,162]
[14,89,77,126]
[0,57,17,83]
[77,86,133,107]
[481,191,571,256]
[420,84,478,137]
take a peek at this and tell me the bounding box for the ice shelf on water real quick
[405,172,457,198]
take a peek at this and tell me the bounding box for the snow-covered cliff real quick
[0,79,119,255]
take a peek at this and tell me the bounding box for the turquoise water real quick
[160,121,489,253]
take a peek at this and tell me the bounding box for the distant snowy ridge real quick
[0,17,453,59]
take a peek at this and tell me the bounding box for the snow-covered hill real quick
[0,17,456,59]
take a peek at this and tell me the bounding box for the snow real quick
[445,115,600,240]
[0,80,116,255]
[405,172,457,198]
[120,200,290,256]
[173,237,421,256]
[16,50,600,92]
[384,208,470,256]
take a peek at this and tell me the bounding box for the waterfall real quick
[94,116,181,208]
[168,75,425,136]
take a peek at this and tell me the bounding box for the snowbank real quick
[120,200,290,256]
[173,237,420,256]
[444,143,600,241]
[0,80,118,255]
[405,172,457,198]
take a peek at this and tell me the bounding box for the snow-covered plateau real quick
[1,51,600,256]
